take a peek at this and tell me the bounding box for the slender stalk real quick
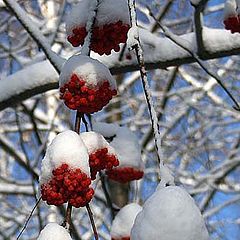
[86,204,99,240]
[62,204,73,231]
[17,197,42,240]
[99,172,116,219]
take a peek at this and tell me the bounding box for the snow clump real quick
[111,203,142,240]
[37,223,72,240]
[131,186,209,240]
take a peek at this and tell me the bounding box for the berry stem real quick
[99,171,116,219]
[63,203,73,231]
[86,203,99,240]
[74,111,83,134]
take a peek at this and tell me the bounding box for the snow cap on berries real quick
[92,121,119,138]
[40,130,90,184]
[59,55,116,89]
[37,223,72,240]
[110,126,143,170]
[80,131,116,155]
[80,131,119,179]
[131,186,209,240]
[224,0,237,19]
[66,0,130,34]
[111,203,142,240]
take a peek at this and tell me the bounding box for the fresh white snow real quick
[40,130,90,184]
[224,0,237,19]
[131,186,209,240]
[37,223,72,240]
[66,0,130,35]
[110,126,144,169]
[92,121,119,138]
[111,203,142,239]
[59,55,116,89]
[92,122,143,169]
[80,131,116,155]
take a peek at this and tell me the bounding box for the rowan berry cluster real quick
[89,147,119,180]
[68,21,130,55]
[41,163,94,207]
[60,73,117,113]
[224,15,240,33]
[106,167,144,183]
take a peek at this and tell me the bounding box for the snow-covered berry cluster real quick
[81,132,119,179]
[111,203,142,240]
[41,163,94,207]
[66,0,130,55]
[93,122,144,183]
[223,0,240,33]
[59,55,117,113]
[40,131,94,208]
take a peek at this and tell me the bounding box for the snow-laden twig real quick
[3,0,64,73]
[81,0,99,55]
[148,8,240,111]
[128,0,175,186]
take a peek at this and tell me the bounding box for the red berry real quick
[106,167,144,183]
[41,164,94,207]
[60,74,117,113]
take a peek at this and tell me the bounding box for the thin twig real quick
[3,0,63,73]
[62,203,73,231]
[16,197,42,240]
[74,111,83,134]
[99,172,116,219]
[128,0,163,166]
[82,114,89,132]
[86,204,99,240]
[148,8,240,111]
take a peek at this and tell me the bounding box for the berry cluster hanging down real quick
[59,55,117,113]
[81,132,119,179]
[41,163,94,207]
[66,0,130,55]
[223,0,240,33]
[40,131,94,208]
[93,122,144,183]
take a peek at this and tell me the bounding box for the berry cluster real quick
[112,237,130,240]
[89,147,119,180]
[41,163,94,207]
[60,73,117,113]
[224,15,240,33]
[106,167,144,183]
[67,27,87,47]
[67,21,130,55]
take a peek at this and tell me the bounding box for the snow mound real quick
[224,0,237,19]
[131,186,209,240]
[92,121,119,138]
[59,55,116,89]
[40,130,90,184]
[37,223,72,240]
[80,131,116,155]
[66,0,130,34]
[110,126,143,169]
[111,203,142,239]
